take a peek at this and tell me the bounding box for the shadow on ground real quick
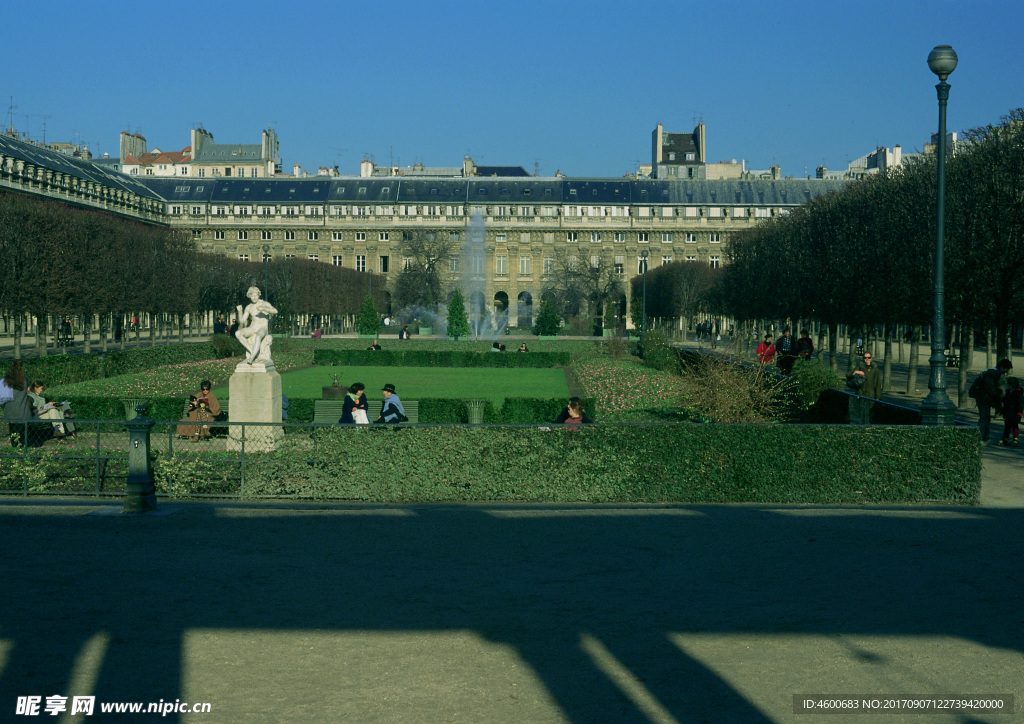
[1,502,1021,722]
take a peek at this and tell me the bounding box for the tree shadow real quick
[0,502,1021,721]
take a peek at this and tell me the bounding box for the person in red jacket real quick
[756,334,776,365]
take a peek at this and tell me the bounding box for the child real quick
[1000,376,1023,446]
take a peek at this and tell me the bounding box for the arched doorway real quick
[517,291,533,328]
[493,291,509,332]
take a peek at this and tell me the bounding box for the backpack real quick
[968,372,989,399]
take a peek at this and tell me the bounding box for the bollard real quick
[123,404,157,513]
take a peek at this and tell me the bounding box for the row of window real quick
[208,229,723,244]
[170,203,780,219]
[236,252,721,274]
[132,167,262,177]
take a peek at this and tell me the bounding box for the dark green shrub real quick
[447,289,470,339]
[358,295,380,336]
[787,359,842,411]
[209,334,245,359]
[532,296,562,336]
[312,349,572,368]
[640,331,680,374]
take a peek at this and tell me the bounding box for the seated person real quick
[398,326,410,340]
[340,383,369,424]
[374,383,407,423]
[518,343,529,352]
[554,397,594,425]
[176,380,221,439]
[311,326,322,339]
[28,381,73,439]
[490,342,502,352]
[367,339,382,351]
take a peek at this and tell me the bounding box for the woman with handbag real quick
[339,383,369,424]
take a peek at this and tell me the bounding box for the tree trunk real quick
[986,328,993,369]
[957,321,972,407]
[13,316,22,360]
[828,323,838,373]
[882,324,893,392]
[83,315,91,355]
[846,326,858,374]
[907,325,922,394]
[149,313,157,347]
[36,315,48,358]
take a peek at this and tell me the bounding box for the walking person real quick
[776,328,797,374]
[756,334,776,365]
[796,329,814,361]
[998,376,1022,447]
[847,351,882,424]
[973,359,1013,445]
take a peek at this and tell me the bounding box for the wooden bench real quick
[313,399,418,424]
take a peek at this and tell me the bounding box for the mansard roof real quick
[136,175,848,206]
[0,132,163,200]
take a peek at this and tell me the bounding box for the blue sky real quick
[5,0,1022,179]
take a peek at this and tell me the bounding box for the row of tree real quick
[715,107,1024,361]
[0,190,385,354]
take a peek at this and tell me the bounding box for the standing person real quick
[998,376,1022,447]
[973,359,1013,445]
[213,316,226,336]
[375,383,407,423]
[339,383,368,424]
[1,361,34,448]
[776,328,796,374]
[228,318,238,337]
[796,329,815,361]
[756,334,776,365]
[846,352,882,424]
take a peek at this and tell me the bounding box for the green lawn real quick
[213,366,569,405]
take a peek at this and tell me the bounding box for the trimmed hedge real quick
[0,339,226,388]
[236,424,980,504]
[312,349,571,368]
[54,395,595,424]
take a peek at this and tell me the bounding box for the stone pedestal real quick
[227,362,283,452]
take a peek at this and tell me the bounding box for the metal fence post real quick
[123,404,157,513]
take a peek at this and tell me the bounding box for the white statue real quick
[236,286,278,365]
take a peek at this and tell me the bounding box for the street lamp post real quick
[920,45,959,426]
[639,250,649,352]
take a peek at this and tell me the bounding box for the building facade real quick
[0,131,848,327]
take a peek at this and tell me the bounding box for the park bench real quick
[312,399,418,424]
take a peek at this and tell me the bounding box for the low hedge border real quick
[312,349,571,368]
[0,339,230,388]
[239,424,979,503]
[54,396,596,424]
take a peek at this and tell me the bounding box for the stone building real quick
[0,130,848,328]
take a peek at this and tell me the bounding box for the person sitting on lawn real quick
[518,343,529,352]
[367,339,382,351]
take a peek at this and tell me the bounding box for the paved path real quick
[0,499,1020,723]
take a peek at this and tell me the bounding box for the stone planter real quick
[539,335,559,341]
[602,329,615,338]
[418,327,433,336]
[120,398,149,420]
[463,398,487,424]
